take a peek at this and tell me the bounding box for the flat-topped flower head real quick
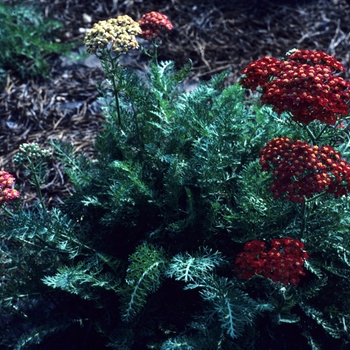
[0,171,20,204]
[84,15,142,55]
[287,49,345,72]
[138,12,173,41]
[235,238,308,285]
[14,142,51,165]
[0,171,15,188]
[0,188,20,204]
[260,137,350,202]
[240,56,281,90]
[240,49,350,125]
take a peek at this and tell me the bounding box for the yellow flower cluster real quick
[84,15,142,55]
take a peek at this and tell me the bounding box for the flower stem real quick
[1,204,14,217]
[305,125,317,144]
[300,200,308,238]
[315,123,330,142]
[107,53,122,127]
[151,40,159,66]
[29,162,47,214]
[112,75,121,127]
[141,40,159,65]
[305,191,326,203]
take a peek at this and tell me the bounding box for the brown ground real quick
[1,0,350,206]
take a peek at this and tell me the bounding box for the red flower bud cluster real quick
[235,238,309,285]
[0,171,20,204]
[138,12,173,41]
[260,137,350,202]
[240,49,350,124]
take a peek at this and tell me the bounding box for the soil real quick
[1,0,350,206]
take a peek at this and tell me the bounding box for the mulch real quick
[1,0,350,207]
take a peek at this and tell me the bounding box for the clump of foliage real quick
[2,11,350,350]
[0,1,75,80]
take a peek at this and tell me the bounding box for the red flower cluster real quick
[0,171,20,204]
[240,49,350,124]
[260,137,350,202]
[240,56,281,90]
[235,238,309,285]
[138,12,173,40]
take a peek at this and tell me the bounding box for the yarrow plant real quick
[84,15,142,56]
[84,15,144,128]
[138,11,174,41]
[0,171,20,205]
[3,11,350,349]
[239,49,350,204]
[240,49,350,125]
[14,142,51,212]
[235,238,309,285]
[259,137,350,202]
[138,12,173,66]
[0,2,77,79]
[14,143,51,163]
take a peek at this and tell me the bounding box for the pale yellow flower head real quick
[84,15,142,55]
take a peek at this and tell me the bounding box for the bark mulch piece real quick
[1,0,350,206]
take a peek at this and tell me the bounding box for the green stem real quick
[108,56,122,127]
[29,162,46,213]
[113,77,121,127]
[1,204,15,217]
[130,101,145,159]
[304,125,317,144]
[151,40,159,66]
[304,191,326,203]
[315,123,330,142]
[304,123,330,145]
[141,40,159,65]
[300,200,308,238]
[101,50,122,127]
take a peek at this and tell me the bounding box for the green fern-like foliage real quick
[166,248,225,283]
[50,141,94,191]
[119,243,168,322]
[4,45,350,349]
[13,323,70,350]
[42,260,120,299]
[0,2,76,78]
[160,337,194,350]
[0,208,82,348]
[165,248,272,345]
[48,60,350,347]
